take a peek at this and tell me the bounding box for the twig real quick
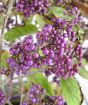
[0,0,15,71]
[19,78,23,105]
[15,15,18,26]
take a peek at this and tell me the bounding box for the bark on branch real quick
[0,0,15,71]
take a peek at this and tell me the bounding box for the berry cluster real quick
[16,0,50,17]
[36,18,82,78]
[47,96,64,105]
[22,84,64,105]
[28,84,45,104]
[0,89,6,105]
[6,37,41,75]
[6,22,82,78]
[5,7,82,79]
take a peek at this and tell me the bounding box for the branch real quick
[0,0,15,71]
[19,78,23,105]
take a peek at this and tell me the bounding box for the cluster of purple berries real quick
[22,84,64,105]
[5,18,82,78]
[0,89,6,105]
[2,7,82,79]
[6,36,41,75]
[48,96,65,105]
[28,84,45,104]
[67,7,81,22]
[16,0,50,17]
[36,18,82,78]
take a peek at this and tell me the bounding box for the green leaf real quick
[23,15,33,25]
[1,51,10,68]
[73,25,78,32]
[79,67,88,80]
[50,6,65,13]
[78,29,84,34]
[38,48,44,57]
[28,69,54,96]
[4,24,38,41]
[50,6,64,17]
[33,14,45,28]
[82,59,88,65]
[60,78,81,105]
[50,6,72,20]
